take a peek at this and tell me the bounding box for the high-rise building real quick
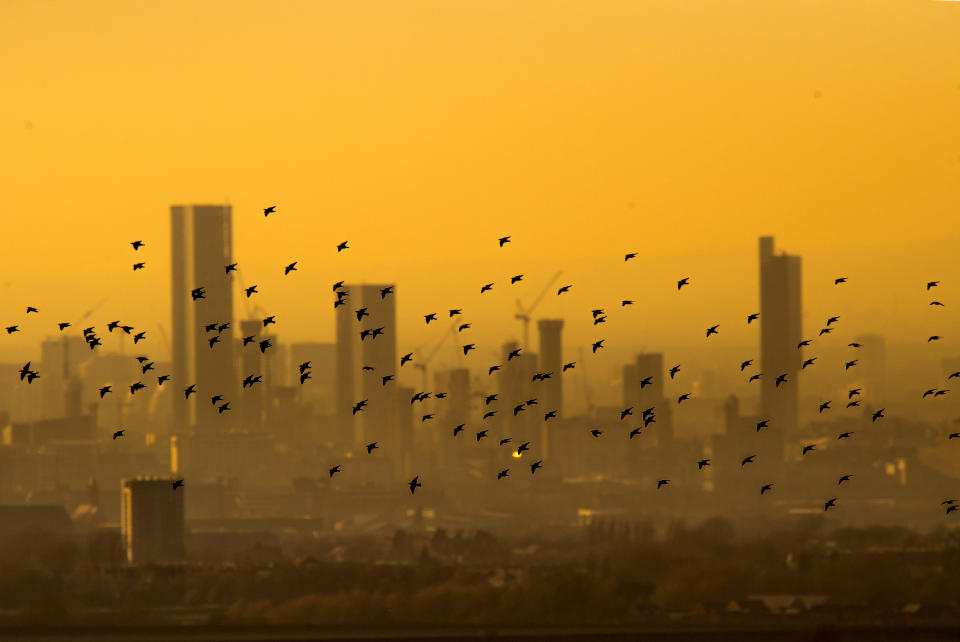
[238,319,265,432]
[537,319,564,416]
[171,205,236,434]
[435,368,470,465]
[335,284,397,450]
[759,236,801,466]
[120,476,185,564]
[497,341,537,443]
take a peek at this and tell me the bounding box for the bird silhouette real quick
[544,410,558,420]
[510,274,523,284]
[336,241,349,252]
[476,430,488,442]
[225,263,237,274]
[480,283,494,293]
[18,362,32,381]
[593,316,606,326]
[748,374,761,384]
[131,240,145,250]
[590,429,602,438]
[949,372,960,380]
[669,365,680,379]
[802,444,816,455]
[802,358,817,369]
[497,469,510,480]
[557,285,571,295]
[563,362,576,372]
[333,281,344,291]
[625,252,637,261]
[838,474,852,485]
[263,316,276,327]
[826,316,840,326]
[242,335,255,346]
[208,335,221,348]
[284,262,297,275]
[849,342,861,348]
[424,313,437,324]
[747,313,759,324]
[204,322,219,333]
[401,353,413,366]
[453,425,464,436]
[760,484,774,495]
[57,322,70,331]
[409,475,423,495]
[98,385,112,398]
[706,325,719,337]
[819,401,831,413]
[329,465,341,477]
[113,429,125,440]
[530,460,543,474]
[797,340,811,348]
[498,236,511,247]
[657,479,669,489]
[931,301,945,306]
[838,431,853,439]
[697,459,710,470]
[263,206,276,216]
[380,286,393,298]
[421,414,434,422]
[741,455,755,466]
[740,360,753,371]
[592,309,604,318]
[622,300,634,306]
[140,362,154,374]
[677,393,690,403]
[872,408,886,422]
[846,400,860,408]
[6,326,19,334]
[184,384,196,398]
[381,375,393,386]
[484,394,498,405]
[158,375,170,385]
[513,404,525,415]
[948,505,958,515]
[620,407,633,420]
[448,309,462,317]
[24,306,38,314]
[172,480,184,490]
[929,336,943,342]
[129,381,145,394]
[756,420,768,432]
[834,277,847,284]
[463,344,475,355]
[218,402,231,414]
[677,278,689,290]
[258,339,272,353]
[366,442,378,454]
[352,400,367,415]
[824,498,837,511]
[133,331,146,344]
[482,410,496,419]
[818,328,832,336]
[935,389,950,397]
[456,323,471,333]
[591,340,605,353]
[845,360,857,370]
[927,281,939,290]
[775,374,788,387]
[132,262,145,271]
[507,348,522,361]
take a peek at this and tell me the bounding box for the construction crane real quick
[412,320,460,389]
[514,271,563,350]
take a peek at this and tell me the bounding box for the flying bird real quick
[333,281,344,291]
[157,375,170,385]
[845,360,857,370]
[184,384,197,398]
[797,340,811,348]
[818,328,832,336]
[449,309,462,317]
[284,262,298,275]
[849,342,861,348]
[242,335,255,346]
[510,274,523,284]
[113,429,125,439]
[669,365,680,379]
[129,381,146,395]
[706,325,719,337]
[453,425,464,436]
[563,362,576,372]
[657,479,669,489]
[499,438,511,446]
[380,286,393,298]
[424,313,437,324]
[530,460,543,474]
[57,322,70,331]
[931,301,944,306]
[590,429,602,438]
[747,313,759,324]
[352,400,368,415]
[677,278,689,290]
[929,336,943,342]
[775,374,788,387]
[208,335,221,348]
[760,483,774,495]
[244,285,258,298]
[802,358,816,369]
[299,372,311,384]
[480,283,494,294]
[463,344,475,355]
[218,402,231,414]
[191,288,205,301]
[508,348,521,360]
[624,252,637,261]
[677,393,690,403]
[133,331,146,344]
[818,401,831,413]
[557,285,571,295]
[131,240,145,250]
[6,326,18,334]
[620,407,633,420]
[622,300,633,306]
[834,277,846,284]
[838,432,853,439]
[802,444,816,455]
[132,262,145,271]
[264,206,276,216]
[497,469,510,480]
[381,375,393,386]
[755,420,768,432]
[18,362,32,381]
[849,388,861,398]
[927,281,939,290]
[826,316,840,325]
[225,263,237,274]
[498,236,511,247]
[98,386,112,398]
[593,316,607,325]
[263,316,276,327]
[329,466,341,477]
[336,241,349,252]
[824,498,837,511]
[838,474,852,485]
[366,442,378,454]
[629,427,642,439]
[476,430,488,442]
[172,480,184,491]
[401,353,413,366]
[697,459,710,470]
[846,401,860,408]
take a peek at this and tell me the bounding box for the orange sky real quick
[1,0,958,382]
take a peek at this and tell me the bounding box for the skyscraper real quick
[759,236,802,465]
[537,319,564,416]
[120,476,185,564]
[171,205,236,434]
[238,318,265,432]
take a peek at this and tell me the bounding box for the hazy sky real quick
[1,0,958,375]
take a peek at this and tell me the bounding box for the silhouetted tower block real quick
[537,319,564,416]
[436,368,470,466]
[120,476,185,564]
[358,284,397,450]
[497,341,536,443]
[759,236,800,465]
[171,205,236,434]
[238,319,265,431]
[334,285,358,447]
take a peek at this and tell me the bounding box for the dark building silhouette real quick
[759,236,801,468]
[120,476,185,564]
[171,205,237,434]
[537,319,564,416]
[334,285,358,447]
[624,353,674,451]
[238,318,265,432]
[497,341,537,444]
[435,368,470,466]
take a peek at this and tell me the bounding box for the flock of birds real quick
[4,206,955,512]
